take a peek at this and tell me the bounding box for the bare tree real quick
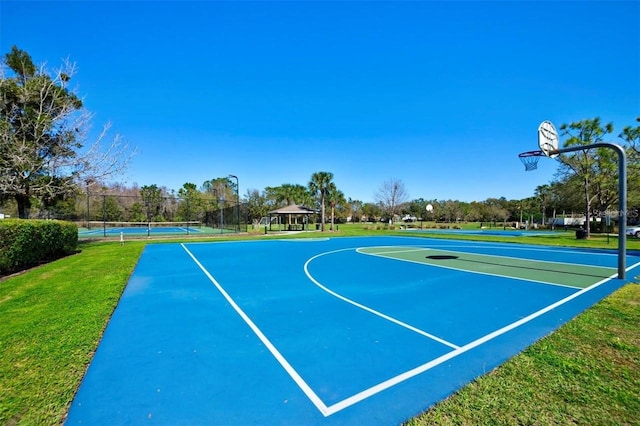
[0,46,135,218]
[375,178,409,221]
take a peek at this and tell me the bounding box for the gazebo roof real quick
[268,204,317,215]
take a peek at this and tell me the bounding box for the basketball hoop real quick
[518,150,544,171]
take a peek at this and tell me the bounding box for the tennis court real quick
[77,221,234,238]
[66,236,640,425]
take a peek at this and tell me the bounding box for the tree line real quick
[1,47,639,233]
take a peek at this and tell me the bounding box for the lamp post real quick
[220,196,225,235]
[85,179,94,229]
[211,188,223,234]
[228,174,240,233]
[211,188,220,233]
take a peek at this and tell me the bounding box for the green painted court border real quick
[357,246,616,289]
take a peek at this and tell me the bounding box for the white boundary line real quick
[303,248,460,350]
[279,238,331,242]
[377,234,622,259]
[356,246,591,290]
[411,245,618,272]
[179,227,203,233]
[180,243,332,416]
[327,274,623,413]
[305,246,631,415]
[180,240,639,418]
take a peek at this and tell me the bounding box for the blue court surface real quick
[66,236,640,425]
[79,226,204,237]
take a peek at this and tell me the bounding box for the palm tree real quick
[266,183,310,207]
[308,171,334,232]
[281,183,310,206]
[327,183,345,231]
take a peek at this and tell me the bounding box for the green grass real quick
[1,229,638,425]
[406,284,640,425]
[0,241,145,425]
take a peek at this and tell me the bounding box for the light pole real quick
[212,188,224,234]
[228,174,240,233]
[85,179,94,229]
[212,188,221,233]
[220,197,225,234]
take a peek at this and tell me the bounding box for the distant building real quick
[548,216,585,226]
[402,214,417,222]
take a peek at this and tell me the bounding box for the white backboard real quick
[538,120,559,158]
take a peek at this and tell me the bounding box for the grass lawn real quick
[407,283,640,425]
[1,228,639,425]
[0,241,146,425]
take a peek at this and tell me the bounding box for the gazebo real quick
[268,204,317,231]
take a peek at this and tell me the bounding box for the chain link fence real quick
[75,194,248,238]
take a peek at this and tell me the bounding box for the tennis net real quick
[83,221,202,236]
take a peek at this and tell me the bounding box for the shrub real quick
[0,219,78,275]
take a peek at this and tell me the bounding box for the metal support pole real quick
[103,194,107,238]
[85,179,93,229]
[86,190,90,229]
[551,143,627,279]
[229,175,240,233]
[220,198,224,235]
[212,189,219,232]
[186,197,190,236]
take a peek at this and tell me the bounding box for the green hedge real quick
[0,219,78,275]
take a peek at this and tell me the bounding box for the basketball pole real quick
[551,142,627,279]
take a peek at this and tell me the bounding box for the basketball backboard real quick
[538,120,559,158]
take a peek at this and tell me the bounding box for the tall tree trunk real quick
[331,204,335,231]
[15,194,31,219]
[320,192,326,232]
[584,179,591,237]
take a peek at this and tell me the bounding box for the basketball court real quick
[65,236,640,425]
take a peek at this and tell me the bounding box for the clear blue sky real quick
[2,1,638,203]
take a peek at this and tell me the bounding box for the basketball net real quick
[518,150,544,171]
